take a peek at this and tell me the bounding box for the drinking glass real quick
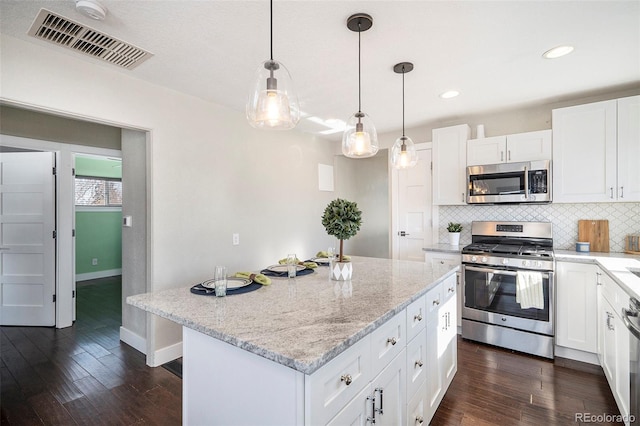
[327,246,336,260]
[214,266,227,297]
[286,253,297,278]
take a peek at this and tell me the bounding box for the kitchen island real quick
[127,256,459,425]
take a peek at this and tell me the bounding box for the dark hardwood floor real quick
[1,276,182,425]
[2,277,620,425]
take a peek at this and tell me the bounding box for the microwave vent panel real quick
[27,8,153,70]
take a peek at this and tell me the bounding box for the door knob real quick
[398,231,410,236]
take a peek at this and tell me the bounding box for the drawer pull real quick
[387,337,397,346]
[414,313,423,322]
[416,415,424,425]
[448,286,455,293]
[415,359,423,368]
[432,299,440,306]
[340,374,353,386]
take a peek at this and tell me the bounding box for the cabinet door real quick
[425,318,442,420]
[371,311,405,376]
[506,129,552,162]
[615,312,631,420]
[326,385,370,426]
[370,350,406,426]
[406,295,426,343]
[556,262,598,353]
[466,136,506,166]
[407,381,428,426]
[617,95,640,202]
[440,295,458,387]
[406,330,427,399]
[432,124,470,205]
[552,100,617,202]
[601,296,617,387]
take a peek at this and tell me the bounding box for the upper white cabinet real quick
[552,95,640,203]
[467,130,552,166]
[432,124,470,205]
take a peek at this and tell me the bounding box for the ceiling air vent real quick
[27,9,153,70]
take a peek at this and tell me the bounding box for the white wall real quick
[1,34,339,365]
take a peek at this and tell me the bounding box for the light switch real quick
[123,215,132,227]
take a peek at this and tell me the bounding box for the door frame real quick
[389,142,435,259]
[0,134,121,328]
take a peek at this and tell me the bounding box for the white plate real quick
[201,277,252,290]
[266,264,306,273]
[310,257,331,265]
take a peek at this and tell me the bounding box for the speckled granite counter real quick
[423,243,462,254]
[127,256,457,375]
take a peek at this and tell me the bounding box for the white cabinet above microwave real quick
[467,129,552,166]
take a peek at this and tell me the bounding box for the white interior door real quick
[1,152,56,326]
[396,148,432,261]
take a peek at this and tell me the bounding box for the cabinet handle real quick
[439,260,445,264]
[433,299,440,306]
[620,186,624,198]
[610,187,614,198]
[508,150,511,161]
[414,313,423,322]
[387,337,397,346]
[461,193,465,203]
[606,312,614,331]
[340,374,352,386]
[416,416,424,425]
[501,151,504,162]
[376,387,384,415]
[415,359,424,368]
[448,286,455,293]
[367,394,376,424]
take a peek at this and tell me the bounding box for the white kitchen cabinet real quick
[598,269,631,424]
[555,262,598,354]
[432,124,470,205]
[467,130,551,166]
[425,251,461,332]
[552,95,640,203]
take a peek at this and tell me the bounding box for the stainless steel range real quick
[461,221,555,358]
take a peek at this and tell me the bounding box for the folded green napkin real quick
[303,261,318,269]
[315,251,350,261]
[278,257,301,265]
[234,272,271,286]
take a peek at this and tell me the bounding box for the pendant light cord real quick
[270,0,273,61]
[358,20,362,114]
[402,65,406,137]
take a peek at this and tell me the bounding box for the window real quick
[75,176,122,206]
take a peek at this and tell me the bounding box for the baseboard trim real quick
[149,341,183,367]
[119,326,146,355]
[554,345,599,365]
[77,269,122,282]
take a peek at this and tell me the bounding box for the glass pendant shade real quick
[391,135,418,169]
[342,112,379,158]
[246,60,300,130]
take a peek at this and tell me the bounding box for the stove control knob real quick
[522,260,529,267]
[502,258,509,265]
[471,256,477,262]
[481,257,488,263]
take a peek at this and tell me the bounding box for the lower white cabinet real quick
[598,270,631,424]
[425,251,461,331]
[555,262,598,354]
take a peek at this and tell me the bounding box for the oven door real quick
[462,264,554,336]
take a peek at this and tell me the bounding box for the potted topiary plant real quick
[321,198,362,280]
[447,222,463,246]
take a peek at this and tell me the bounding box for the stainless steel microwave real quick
[467,160,551,204]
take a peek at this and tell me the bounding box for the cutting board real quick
[578,220,610,252]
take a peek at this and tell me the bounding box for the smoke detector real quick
[75,0,107,21]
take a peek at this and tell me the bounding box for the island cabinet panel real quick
[406,294,426,342]
[406,326,427,399]
[183,327,305,426]
[371,311,406,374]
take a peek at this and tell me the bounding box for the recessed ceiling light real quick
[440,90,460,99]
[75,0,108,20]
[542,45,574,59]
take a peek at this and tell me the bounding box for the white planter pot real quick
[448,232,461,246]
[330,260,353,281]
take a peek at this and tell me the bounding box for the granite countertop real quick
[127,256,457,375]
[556,250,640,299]
[423,243,463,254]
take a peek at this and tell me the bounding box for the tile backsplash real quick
[439,202,640,252]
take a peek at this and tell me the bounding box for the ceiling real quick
[1,1,639,140]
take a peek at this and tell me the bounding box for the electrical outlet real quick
[92,258,98,266]
[232,233,240,245]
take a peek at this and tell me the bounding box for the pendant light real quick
[391,62,418,169]
[246,0,299,130]
[342,14,378,158]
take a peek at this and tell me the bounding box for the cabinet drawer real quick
[371,311,406,376]
[406,295,426,342]
[407,380,428,426]
[306,335,371,425]
[441,275,457,303]
[426,284,442,317]
[406,330,427,399]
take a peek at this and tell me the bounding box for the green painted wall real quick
[75,211,122,275]
[75,155,122,276]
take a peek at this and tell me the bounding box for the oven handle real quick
[463,264,551,279]
[524,165,529,199]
